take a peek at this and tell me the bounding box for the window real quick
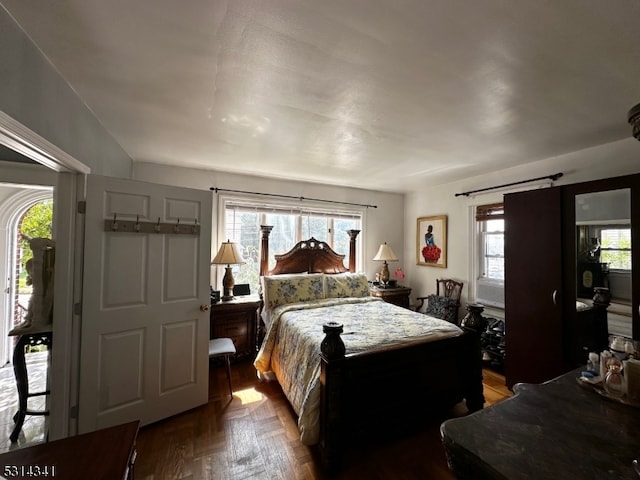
[220,199,362,293]
[481,218,505,281]
[477,203,505,281]
[600,227,631,270]
[474,203,505,308]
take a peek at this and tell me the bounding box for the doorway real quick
[0,112,88,444]
[0,186,53,364]
[0,184,53,449]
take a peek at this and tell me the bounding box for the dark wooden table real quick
[441,367,640,480]
[0,420,139,479]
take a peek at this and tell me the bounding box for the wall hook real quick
[174,218,180,233]
[155,217,161,233]
[112,213,118,231]
[134,215,141,232]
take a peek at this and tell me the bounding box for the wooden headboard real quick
[259,225,360,275]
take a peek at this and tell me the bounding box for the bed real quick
[253,226,484,470]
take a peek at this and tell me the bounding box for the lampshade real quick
[212,240,245,301]
[211,240,246,266]
[372,243,398,262]
[372,242,398,286]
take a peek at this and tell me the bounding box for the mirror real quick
[575,188,632,338]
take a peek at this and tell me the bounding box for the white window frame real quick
[479,219,505,282]
[215,194,365,288]
[599,226,632,272]
[473,203,505,310]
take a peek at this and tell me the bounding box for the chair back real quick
[436,279,463,302]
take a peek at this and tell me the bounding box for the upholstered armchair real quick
[415,278,464,325]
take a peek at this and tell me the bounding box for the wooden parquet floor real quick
[135,360,512,480]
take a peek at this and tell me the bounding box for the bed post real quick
[346,229,360,273]
[260,225,273,276]
[319,322,346,471]
[460,326,486,412]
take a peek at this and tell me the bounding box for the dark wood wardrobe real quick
[504,173,640,389]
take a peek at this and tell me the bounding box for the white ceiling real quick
[3,0,640,193]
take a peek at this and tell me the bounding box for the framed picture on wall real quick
[417,215,447,268]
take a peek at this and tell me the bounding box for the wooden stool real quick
[208,338,236,396]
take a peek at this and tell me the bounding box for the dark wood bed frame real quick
[259,226,485,471]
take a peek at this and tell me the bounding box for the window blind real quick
[476,203,505,221]
[224,201,362,220]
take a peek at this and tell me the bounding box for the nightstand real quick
[210,295,261,358]
[369,286,412,309]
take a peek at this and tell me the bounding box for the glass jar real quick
[604,358,624,397]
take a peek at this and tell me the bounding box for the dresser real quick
[369,286,412,309]
[210,295,261,357]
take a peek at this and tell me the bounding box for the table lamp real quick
[211,240,246,301]
[372,242,398,287]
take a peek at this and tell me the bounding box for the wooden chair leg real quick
[225,354,233,396]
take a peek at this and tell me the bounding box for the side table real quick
[9,331,52,443]
[210,295,261,358]
[369,286,412,309]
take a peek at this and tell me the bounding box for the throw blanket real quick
[253,297,462,444]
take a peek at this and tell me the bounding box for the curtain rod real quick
[210,187,378,209]
[454,173,563,197]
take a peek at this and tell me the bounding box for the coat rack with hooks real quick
[103,215,200,235]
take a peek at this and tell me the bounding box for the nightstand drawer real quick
[212,322,248,352]
[369,286,412,309]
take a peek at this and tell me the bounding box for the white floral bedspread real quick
[253,297,462,445]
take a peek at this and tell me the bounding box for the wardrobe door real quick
[563,173,640,344]
[505,187,564,388]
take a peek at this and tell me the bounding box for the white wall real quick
[0,8,132,178]
[133,162,405,283]
[0,161,58,187]
[404,137,640,313]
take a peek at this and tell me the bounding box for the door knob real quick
[200,304,210,312]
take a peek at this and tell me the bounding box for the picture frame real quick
[417,215,447,268]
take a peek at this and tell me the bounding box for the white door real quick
[78,175,212,433]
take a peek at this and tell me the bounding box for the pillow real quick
[325,272,370,298]
[425,294,458,324]
[261,274,325,311]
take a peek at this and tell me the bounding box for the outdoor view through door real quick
[12,200,53,335]
[0,187,53,448]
